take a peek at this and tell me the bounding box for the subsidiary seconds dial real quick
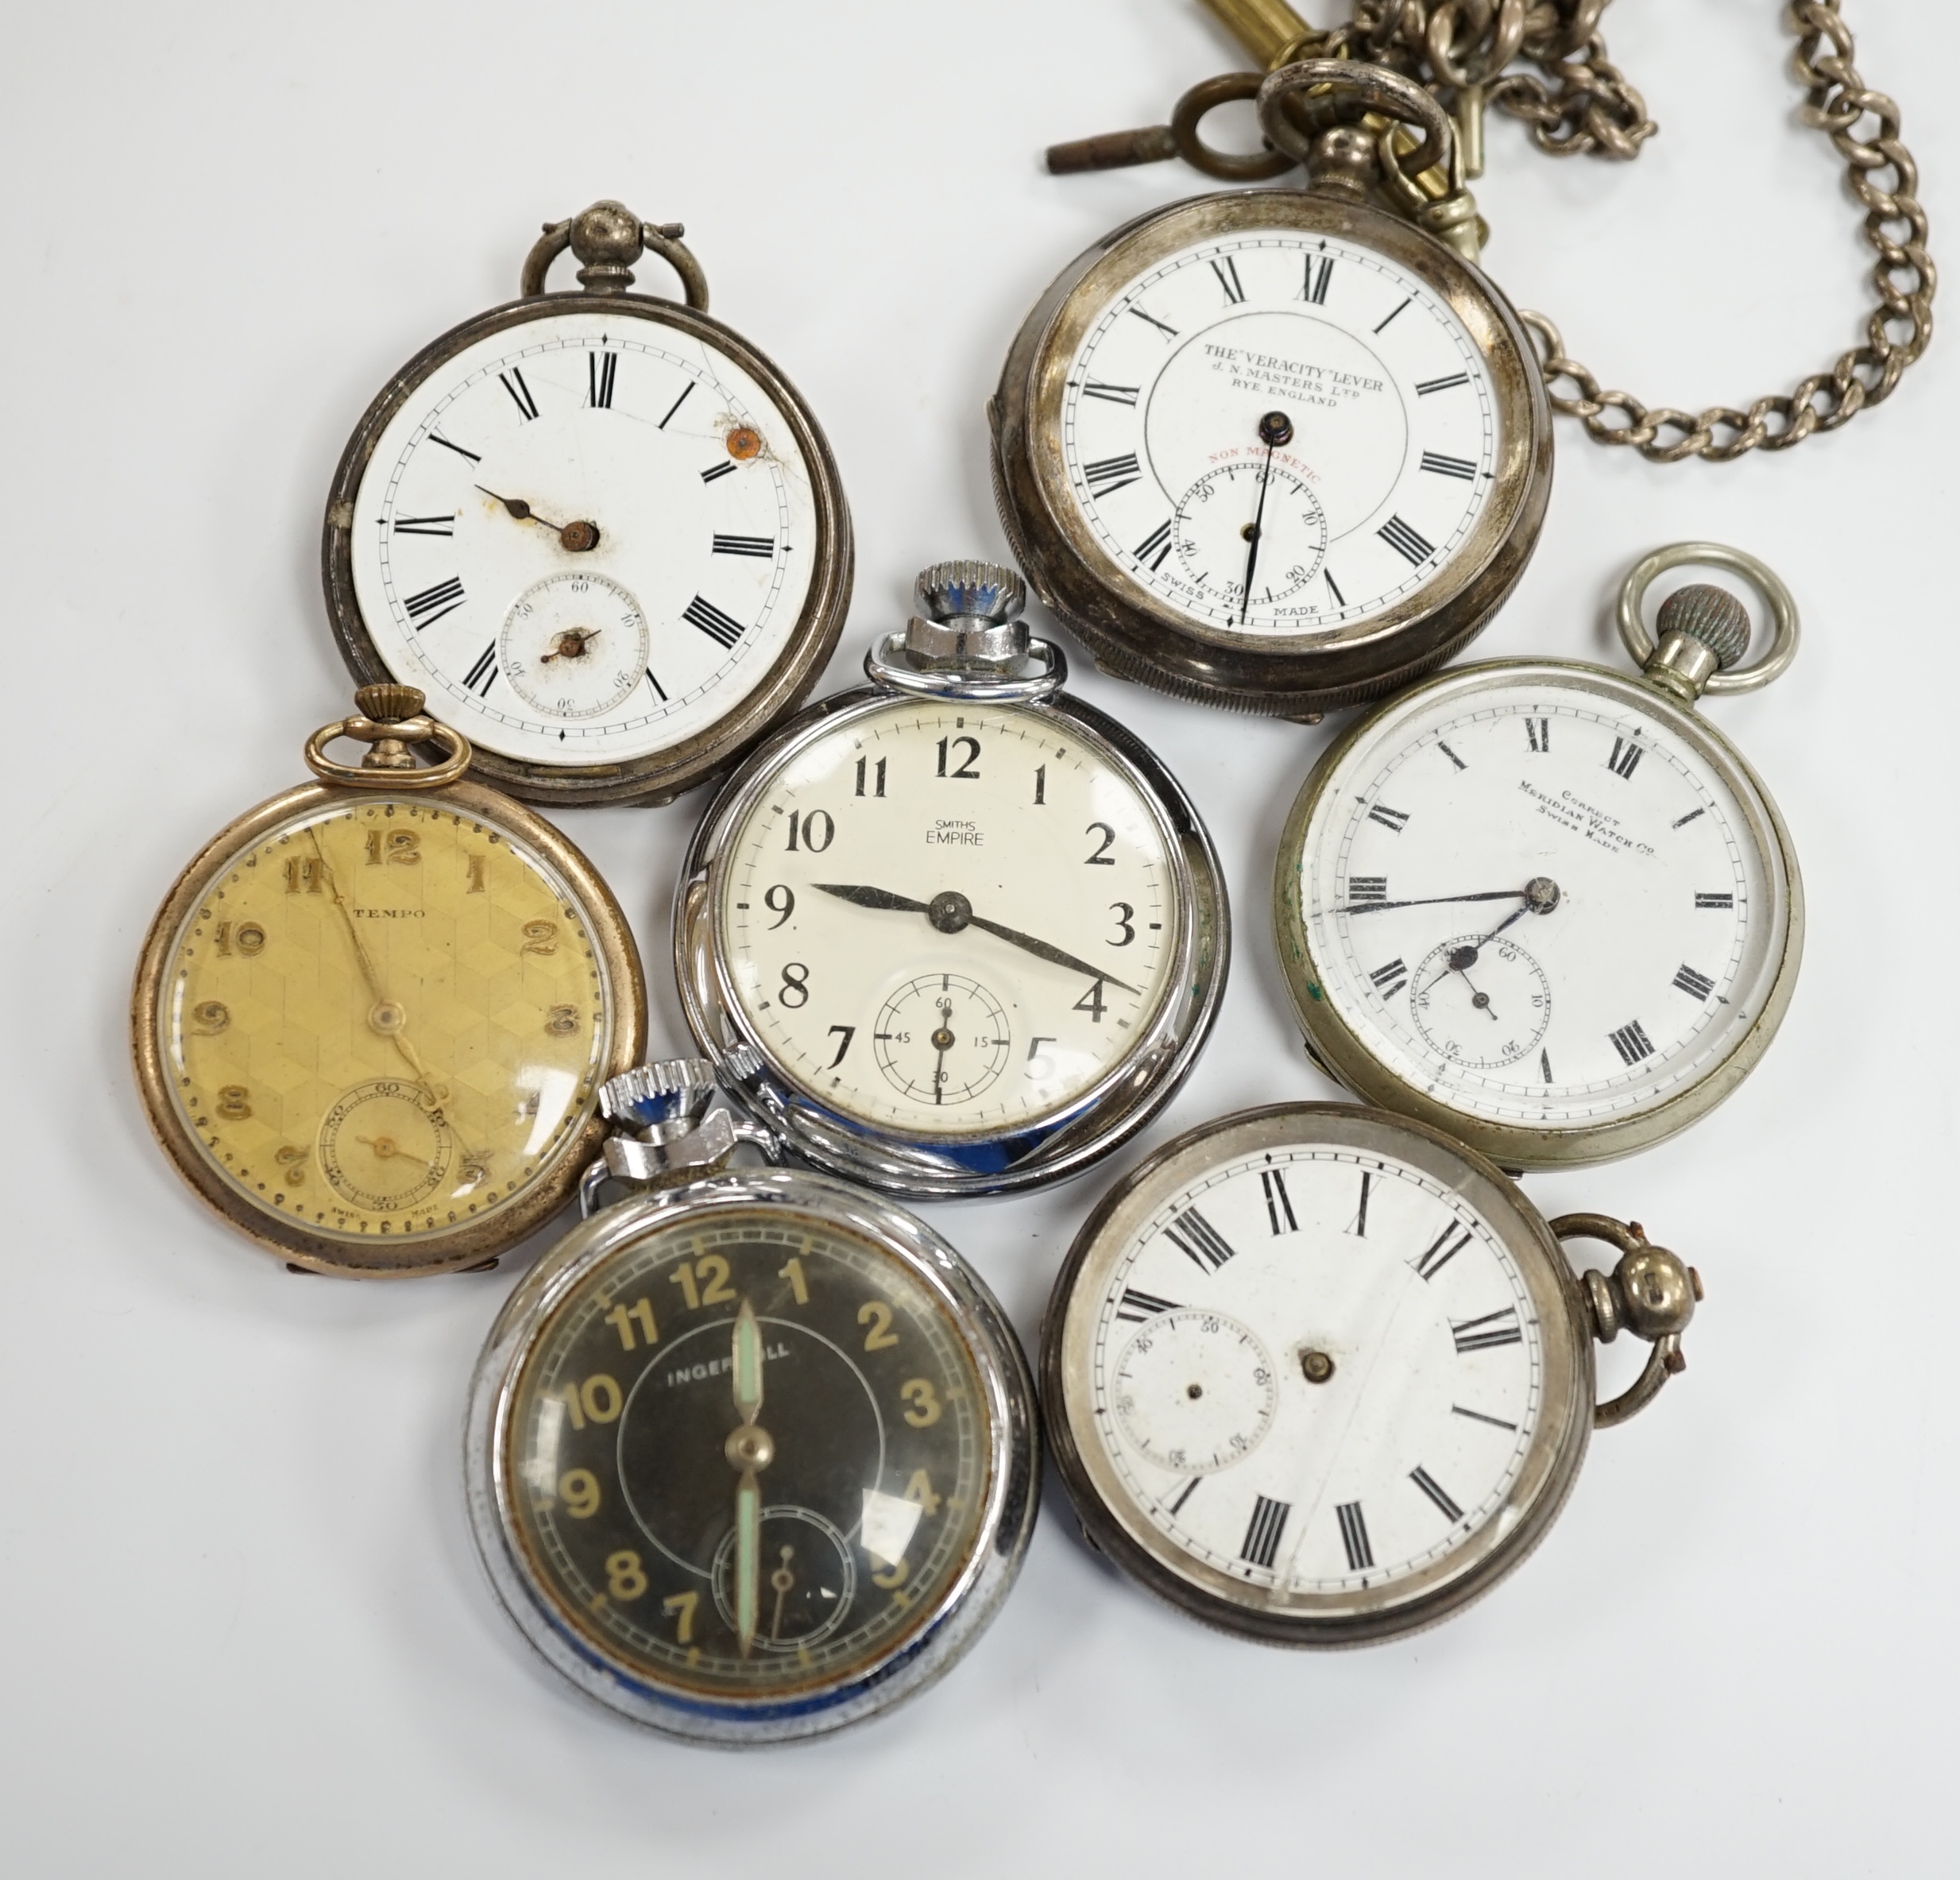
[1061,231,1497,636]
[716,699,1180,1136]
[326,203,851,806]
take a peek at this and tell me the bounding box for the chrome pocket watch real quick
[131,687,646,1278]
[993,61,1550,719]
[466,1062,1038,1744]
[675,559,1229,1198]
[324,200,852,807]
[1042,1101,1700,1646]
[1274,543,1803,1169]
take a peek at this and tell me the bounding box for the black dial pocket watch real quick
[1274,543,1803,1169]
[132,687,646,1278]
[673,559,1230,1199]
[993,61,1550,719]
[466,1061,1038,1743]
[1043,1101,1700,1646]
[324,200,852,807]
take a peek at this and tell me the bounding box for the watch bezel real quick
[323,291,853,808]
[990,188,1552,718]
[1273,657,1805,1168]
[130,776,647,1278]
[1042,1101,1593,1646]
[671,683,1229,1199]
[464,1166,1039,1743]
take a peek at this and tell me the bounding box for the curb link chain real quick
[1324,2,1935,462]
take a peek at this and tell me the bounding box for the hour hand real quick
[811,883,931,915]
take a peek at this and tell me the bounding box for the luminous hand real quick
[811,884,1141,994]
[725,1298,771,1658]
[474,485,600,553]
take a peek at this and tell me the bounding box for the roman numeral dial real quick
[1293,682,1781,1135]
[1056,230,1500,639]
[1084,1143,1544,1603]
[343,304,829,776]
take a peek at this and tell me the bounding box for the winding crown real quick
[601,1059,719,1128]
[915,560,1026,626]
[1655,583,1750,670]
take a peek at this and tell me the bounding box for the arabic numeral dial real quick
[717,697,1181,1138]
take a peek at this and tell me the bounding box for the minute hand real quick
[1340,888,1528,916]
[811,883,1140,993]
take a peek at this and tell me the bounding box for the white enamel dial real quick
[1061,231,1498,636]
[716,698,1181,1137]
[349,308,818,765]
[1293,667,1789,1126]
[1087,1146,1542,1596]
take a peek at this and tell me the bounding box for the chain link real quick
[1328,1,1933,460]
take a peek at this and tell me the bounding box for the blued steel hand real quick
[474,485,600,552]
[811,883,1141,994]
[1237,410,1293,625]
[1338,888,1529,917]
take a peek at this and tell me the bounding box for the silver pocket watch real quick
[466,1061,1038,1745]
[1274,543,1803,1170]
[1042,1101,1700,1646]
[992,61,1551,719]
[324,200,852,808]
[675,560,1229,1198]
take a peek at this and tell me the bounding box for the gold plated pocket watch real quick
[466,1062,1038,1743]
[674,560,1229,1199]
[993,61,1550,719]
[132,687,646,1278]
[1274,543,1803,1170]
[1044,1101,1699,1646]
[323,201,852,807]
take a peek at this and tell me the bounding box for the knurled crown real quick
[1655,583,1750,670]
[914,560,1026,625]
[353,684,427,723]
[601,1058,718,1128]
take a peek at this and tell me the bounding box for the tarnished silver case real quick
[673,685,1228,1199]
[466,1165,1038,1743]
[1273,658,1804,1169]
[323,292,853,809]
[990,188,1552,718]
[1042,1103,1592,1646]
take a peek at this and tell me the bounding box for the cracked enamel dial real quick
[713,698,1183,1137]
[499,1207,989,1701]
[1279,663,1796,1150]
[1079,1143,1543,1599]
[1061,231,1497,636]
[151,794,622,1251]
[334,300,844,790]
[1046,1105,1602,1642]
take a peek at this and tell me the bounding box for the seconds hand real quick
[1238,409,1293,625]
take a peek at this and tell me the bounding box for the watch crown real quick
[601,1059,719,1129]
[914,560,1026,627]
[353,684,427,724]
[1654,583,1750,670]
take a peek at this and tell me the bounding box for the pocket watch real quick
[1274,542,1803,1169]
[674,559,1229,1199]
[323,200,852,808]
[466,1061,1038,1743]
[992,61,1550,718]
[131,686,646,1278]
[1042,1101,1701,1646]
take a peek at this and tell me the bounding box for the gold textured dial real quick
[153,792,620,1252]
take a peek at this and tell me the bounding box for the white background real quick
[3,2,1952,1871]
